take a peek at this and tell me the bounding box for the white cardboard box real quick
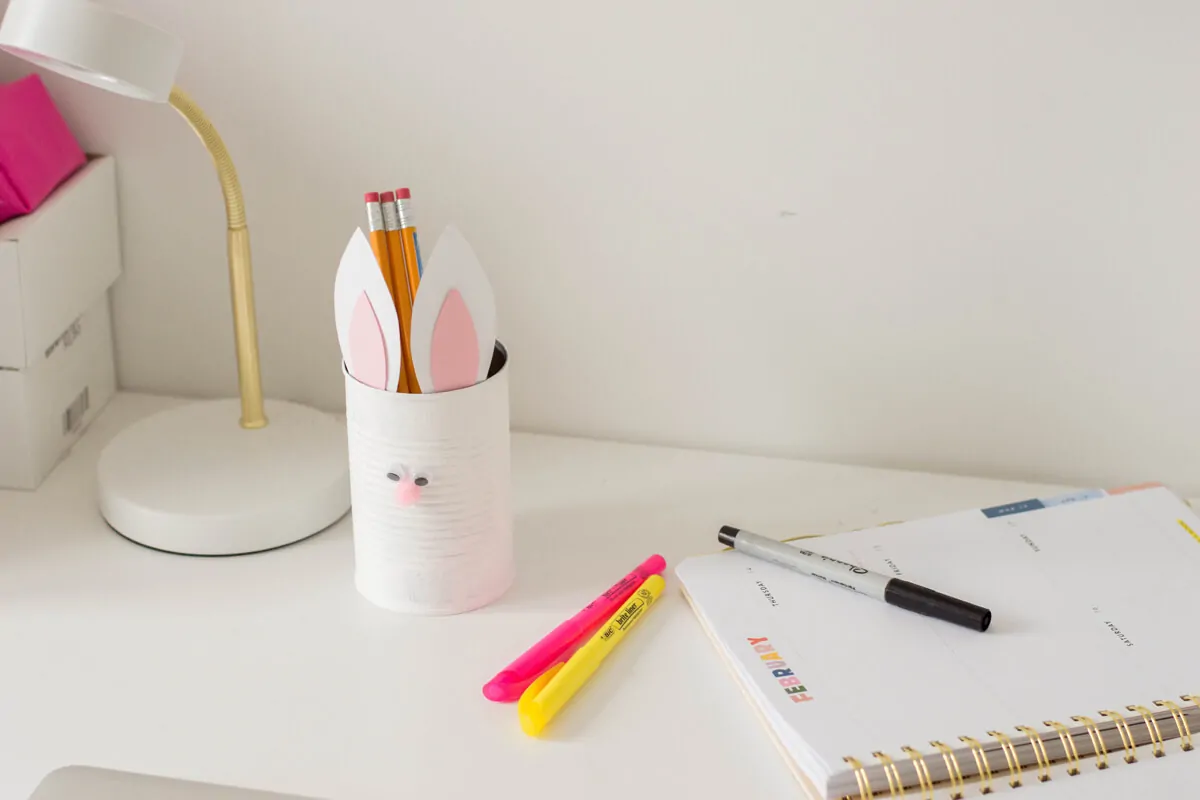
[0,156,122,370]
[0,155,121,489]
[0,295,116,489]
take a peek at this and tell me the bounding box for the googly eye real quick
[413,474,430,487]
[386,467,406,482]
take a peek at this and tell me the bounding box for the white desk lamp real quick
[0,0,350,555]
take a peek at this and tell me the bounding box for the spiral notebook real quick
[676,483,1200,799]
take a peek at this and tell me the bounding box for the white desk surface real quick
[0,393,1076,800]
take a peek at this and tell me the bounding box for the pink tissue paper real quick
[0,74,86,223]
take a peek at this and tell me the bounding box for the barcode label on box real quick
[63,386,90,435]
[44,318,83,361]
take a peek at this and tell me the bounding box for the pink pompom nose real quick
[394,480,422,507]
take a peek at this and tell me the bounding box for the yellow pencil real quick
[395,187,423,299]
[380,191,420,394]
[363,193,396,297]
[364,191,407,392]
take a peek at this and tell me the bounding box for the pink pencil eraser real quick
[363,191,380,203]
[380,190,396,204]
[0,74,86,223]
[396,187,412,199]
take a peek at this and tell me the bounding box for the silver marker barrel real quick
[718,526,991,632]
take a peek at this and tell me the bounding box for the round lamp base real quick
[98,399,350,556]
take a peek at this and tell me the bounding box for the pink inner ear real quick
[350,292,389,389]
[430,289,479,392]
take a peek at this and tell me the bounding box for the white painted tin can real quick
[343,344,513,614]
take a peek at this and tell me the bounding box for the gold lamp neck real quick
[168,86,267,429]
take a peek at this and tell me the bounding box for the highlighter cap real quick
[482,671,524,703]
[517,663,563,737]
[640,553,667,575]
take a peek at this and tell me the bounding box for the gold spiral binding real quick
[1156,699,1194,751]
[1128,705,1166,757]
[1016,725,1052,781]
[1181,695,1200,749]
[901,746,934,800]
[1100,710,1138,763]
[958,736,993,794]
[987,731,1023,788]
[1043,720,1081,775]
[929,741,964,800]
[1072,715,1110,769]
[873,752,903,797]
[839,697,1197,800]
[843,755,872,800]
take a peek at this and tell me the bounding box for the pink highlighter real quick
[482,554,667,702]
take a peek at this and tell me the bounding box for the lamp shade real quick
[0,0,182,103]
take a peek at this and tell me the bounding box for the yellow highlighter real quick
[518,573,665,736]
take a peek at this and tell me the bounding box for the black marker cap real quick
[718,525,740,548]
[885,579,992,632]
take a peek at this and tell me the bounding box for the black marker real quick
[719,526,991,632]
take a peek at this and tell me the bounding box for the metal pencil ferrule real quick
[381,200,400,230]
[366,202,385,231]
[398,197,415,228]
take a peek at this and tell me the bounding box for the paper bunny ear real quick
[334,228,402,391]
[348,292,388,389]
[410,225,497,393]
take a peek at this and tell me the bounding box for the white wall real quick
[3,1,1200,492]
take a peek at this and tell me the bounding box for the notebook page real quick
[676,486,1200,789]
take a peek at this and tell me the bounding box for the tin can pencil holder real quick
[344,344,514,615]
